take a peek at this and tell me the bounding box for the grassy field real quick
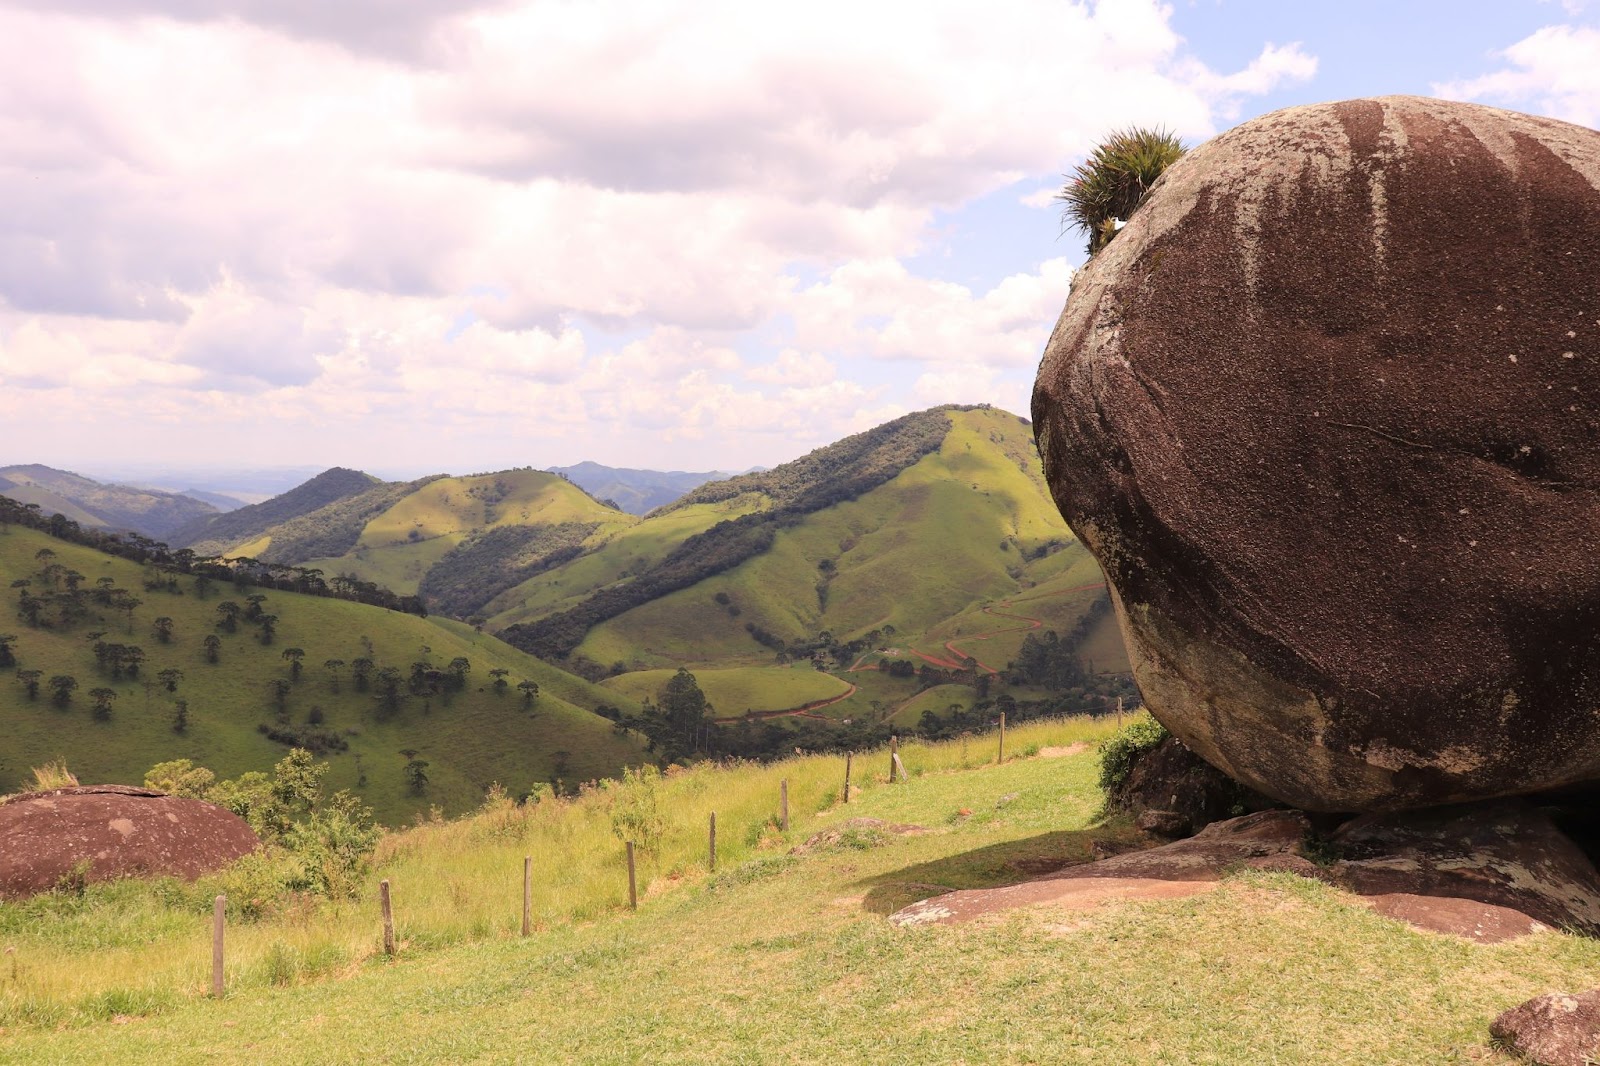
[601,665,852,716]
[4,713,1594,1064]
[0,526,644,824]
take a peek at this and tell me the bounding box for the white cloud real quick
[1435,24,1600,127]
[0,0,1316,469]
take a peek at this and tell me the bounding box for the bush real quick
[606,766,666,858]
[1097,716,1170,793]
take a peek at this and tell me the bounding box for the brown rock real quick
[1033,95,1600,812]
[1327,800,1600,935]
[0,785,260,897]
[1135,809,1190,837]
[1491,989,1600,1066]
[1114,736,1277,835]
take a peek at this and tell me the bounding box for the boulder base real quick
[0,785,260,897]
[1491,990,1600,1066]
[1033,95,1600,812]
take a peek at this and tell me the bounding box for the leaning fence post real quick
[889,736,899,783]
[709,812,717,873]
[522,857,532,937]
[626,841,638,910]
[380,879,396,956]
[211,894,225,998]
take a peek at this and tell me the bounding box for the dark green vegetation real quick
[418,520,599,619]
[548,461,729,515]
[0,523,644,824]
[171,467,381,556]
[1057,126,1186,254]
[0,464,218,539]
[190,475,448,563]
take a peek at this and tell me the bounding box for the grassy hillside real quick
[5,715,1593,1064]
[300,470,636,606]
[172,467,380,555]
[601,664,851,716]
[569,407,1096,665]
[0,526,645,824]
[0,464,218,539]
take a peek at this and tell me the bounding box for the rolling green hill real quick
[171,467,382,555]
[548,461,730,515]
[499,406,1124,672]
[0,464,219,539]
[0,525,645,824]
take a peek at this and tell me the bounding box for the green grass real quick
[0,527,644,824]
[3,711,1588,1064]
[567,408,1093,667]
[601,665,852,716]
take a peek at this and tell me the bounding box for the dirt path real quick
[711,680,858,723]
[941,581,1108,674]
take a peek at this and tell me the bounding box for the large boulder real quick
[1033,96,1600,812]
[0,785,260,897]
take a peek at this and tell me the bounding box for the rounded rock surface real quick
[0,785,260,897]
[1033,95,1600,811]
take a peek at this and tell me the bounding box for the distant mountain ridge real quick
[170,467,384,555]
[548,462,730,515]
[0,464,218,539]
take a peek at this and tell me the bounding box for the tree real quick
[517,679,539,709]
[350,657,374,693]
[49,674,78,708]
[658,667,710,756]
[203,634,222,664]
[269,677,290,713]
[112,590,142,633]
[1057,126,1186,255]
[257,614,278,645]
[244,594,268,622]
[215,601,240,633]
[89,686,117,720]
[172,698,189,733]
[0,633,15,669]
[323,658,345,692]
[158,667,184,693]
[283,647,305,682]
[446,657,471,691]
[403,757,430,796]
[488,667,510,694]
[15,668,42,700]
[152,616,174,644]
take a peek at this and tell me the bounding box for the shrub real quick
[607,766,666,858]
[1097,715,1171,793]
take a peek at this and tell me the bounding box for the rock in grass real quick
[0,785,260,898]
[1033,95,1600,812]
[1491,989,1600,1066]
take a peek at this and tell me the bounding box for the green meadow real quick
[600,664,852,716]
[3,714,1591,1064]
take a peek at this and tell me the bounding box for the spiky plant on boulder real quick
[1057,127,1185,255]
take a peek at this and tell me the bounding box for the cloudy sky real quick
[1,0,1597,478]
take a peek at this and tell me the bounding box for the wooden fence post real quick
[1117,695,1124,730]
[843,752,852,804]
[889,736,899,783]
[709,812,717,873]
[626,841,638,910]
[380,879,396,957]
[998,711,1006,764]
[780,779,789,832]
[522,857,532,937]
[211,894,225,998]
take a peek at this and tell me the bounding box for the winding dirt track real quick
[710,680,858,723]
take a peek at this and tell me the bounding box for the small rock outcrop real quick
[0,785,260,898]
[1113,736,1277,836]
[1491,990,1600,1066]
[1033,95,1600,812]
[891,805,1600,942]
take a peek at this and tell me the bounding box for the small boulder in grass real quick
[1491,990,1600,1066]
